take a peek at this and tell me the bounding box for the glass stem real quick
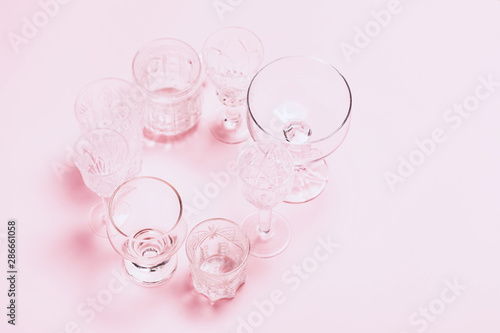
[226,107,241,125]
[101,196,109,222]
[258,209,272,234]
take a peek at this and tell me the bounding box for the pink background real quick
[1,0,500,332]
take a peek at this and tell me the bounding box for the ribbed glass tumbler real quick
[132,39,203,142]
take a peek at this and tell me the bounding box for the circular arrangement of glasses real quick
[72,26,352,302]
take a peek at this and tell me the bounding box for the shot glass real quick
[132,38,203,141]
[186,218,250,302]
[107,176,187,286]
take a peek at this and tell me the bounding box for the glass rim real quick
[73,128,129,179]
[202,26,264,79]
[236,140,294,188]
[246,55,353,144]
[132,38,202,97]
[108,176,184,238]
[74,77,145,130]
[185,218,250,277]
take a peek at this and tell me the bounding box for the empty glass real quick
[202,27,264,144]
[74,78,145,179]
[237,141,294,258]
[107,176,187,286]
[73,128,129,237]
[186,218,250,302]
[247,56,352,203]
[132,39,203,142]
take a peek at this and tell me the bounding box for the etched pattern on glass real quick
[75,79,144,178]
[187,221,249,302]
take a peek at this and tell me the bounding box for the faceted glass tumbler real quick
[74,78,145,179]
[107,176,187,286]
[132,39,203,141]
[186,218,250,303]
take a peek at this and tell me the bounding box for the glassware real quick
[247,56,352,203]
[73,128,129,237]
[237,141,294,258]
[107,176,187,286]
[202,27,264,144]
[132,38,203,142]
[186,218,250,302]
[74,78,145,179]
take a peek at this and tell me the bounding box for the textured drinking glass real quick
[237,141,294,258]
[107,177,187,286]
[132,39,203,141]
[186,218,250,302]
[73,128,129,237]
[247,56,352,203]
[202,27,264,144]
[74,78,145,179]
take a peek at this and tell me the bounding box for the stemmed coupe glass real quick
[237,141,294,258]
[73,128,129,237]
[202,27,264,144]
[247,56,352,203]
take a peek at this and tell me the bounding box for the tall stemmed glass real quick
[247,56,352,203]
[203,27,264,144]
[73,128,129,237]
[107,177,187,286]
[74,78,145,179]
[238,141,294,258]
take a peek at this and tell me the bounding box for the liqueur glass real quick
[247,56,352,203]
[186,218,250,302]
[202,27,264,144]
[132,38,203,142]
[73,128,129,237]
[237,141,294,258]
[74,78,145,179]
[107,176,187,286]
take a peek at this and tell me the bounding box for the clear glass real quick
[247,56,352,203]
[132,39,203,142]
[186,218,250,302]
[74,78,145,179]
[73,129,129,237]
[202,27,264,144]
[107,176,187,286]
[237,141,293,258]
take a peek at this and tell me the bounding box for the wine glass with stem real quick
[73,128,129,237]
[247,56,352,203]
[74,77,145,179]
[107,176,187,286]
[237,141,294,258]
[202,26,264,144]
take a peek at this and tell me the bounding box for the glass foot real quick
[89,201,108,238]
[123,255,178,287]
[241,211,291,258]
[285,160,329,204]
[209,105,249,144]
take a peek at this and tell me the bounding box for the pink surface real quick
[1,0,500,332]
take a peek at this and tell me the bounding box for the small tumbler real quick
[186,218,250,302]
[132,38,203,141]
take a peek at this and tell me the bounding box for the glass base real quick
[285,160,329,204]
[89,201,108,238]
[123,255,178,287]
[241,211,291,258]
[209,105,249,144]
